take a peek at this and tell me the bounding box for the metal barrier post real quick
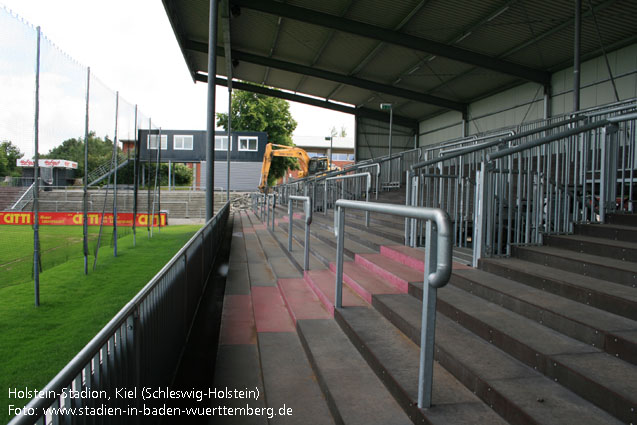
[334,205,345,309]
[266,193,271,226]
[288,197,293,251]
[271,193,276,232]
[418,220,437,408]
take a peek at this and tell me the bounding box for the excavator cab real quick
[308,157,329,175]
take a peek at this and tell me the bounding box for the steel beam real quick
[198,75,420,129]
[186,41,466,112]
[230,0,550,84]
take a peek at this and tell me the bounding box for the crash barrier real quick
[332,200,452,409]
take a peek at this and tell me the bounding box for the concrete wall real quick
[418,43,637,147]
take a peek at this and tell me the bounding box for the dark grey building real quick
[137,129,267,191]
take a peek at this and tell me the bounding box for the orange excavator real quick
[259,143,336,192]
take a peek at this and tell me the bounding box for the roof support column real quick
[206,0,219,221]
[462,111,469,138]
[573,0,581,113]
[543,84,551,120]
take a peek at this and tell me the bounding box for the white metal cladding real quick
[204,161,261,191]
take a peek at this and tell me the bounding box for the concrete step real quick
[329,261,404,303]
[277,278,331,324]
[304,269,367,316]
[354,253,423,293]
[252,286,335,425]
[274,209,377,260]
[574,222,637,242]
[335,306,509,425]
[446,268,637,366]
[373,293,625,425]
[296,318,413,425]
[543,233,637,262]
[513,245,637,287]
[606,213,637,227]
[480,257,637,321]
[224,212,336,424]
[433,285,637,423]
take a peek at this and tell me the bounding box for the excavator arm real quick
[259,143,310,192]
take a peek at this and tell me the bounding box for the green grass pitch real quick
[0,224,202,423]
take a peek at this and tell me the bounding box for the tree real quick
[216,89,298,186]
[42,132,114,178]
[0,141,24,177]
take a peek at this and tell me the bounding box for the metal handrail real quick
[411,116,585,171]
[488,112,637,161]
[357,163,380,199]
[325,172,371,226]
[9,201,230,425]
[288,195,312,270]
[332,200,452,409]
[10,181,35,210]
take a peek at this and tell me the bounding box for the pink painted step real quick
[355,253,424,292]
[328,261,403,304]
[380,245,474,273]
[277,278,330,324]
[381,245,425,272]
[219,295,256,345]
[251,286,295,333]
[304,269,367,315]
[279,212,304,222]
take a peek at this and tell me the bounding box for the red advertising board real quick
[0,212,167,227]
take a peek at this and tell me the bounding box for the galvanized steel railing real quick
[332,200,452,409]
[325,172,371,226]
[406,116,586,249]
[10,181,36,211]
[474,112,637,265]
[9,201,230,425]
[287,195,312,270]
[406,101,637,257]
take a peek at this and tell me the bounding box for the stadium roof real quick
[162,0,637,128]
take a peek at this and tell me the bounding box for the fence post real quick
[472,163,486,268]
[600,124,619,222]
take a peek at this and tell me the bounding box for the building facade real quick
[137,129,268,191]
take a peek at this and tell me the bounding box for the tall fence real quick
[8,201,230,425]
[0,7,168,292]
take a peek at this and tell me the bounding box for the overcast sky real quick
[0,0,354,157]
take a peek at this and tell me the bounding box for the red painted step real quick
[380,245,425,272]
[380,245,473,273]
[277,278,331,324]
[219,294,256,345]
[279,212,304,222]
[251,286,295,333]
[355,253,423,292]
[329,261,403,303]
[304,269,366,315]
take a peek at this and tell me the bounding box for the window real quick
[147,134,167,150]
[174,135,193,150]
[215,136,230,151]
[238,136,258,151]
